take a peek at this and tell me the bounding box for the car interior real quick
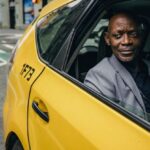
[67,0,150,83]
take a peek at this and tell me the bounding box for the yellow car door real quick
[28,65,150,150]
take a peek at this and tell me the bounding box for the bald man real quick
[84,12,150,120]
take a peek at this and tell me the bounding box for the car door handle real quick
[32,101,49,122]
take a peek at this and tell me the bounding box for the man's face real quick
[105,14,142,62]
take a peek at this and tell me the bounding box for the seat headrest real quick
[97,26,112,62]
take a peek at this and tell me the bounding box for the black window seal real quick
[52,28,75,70]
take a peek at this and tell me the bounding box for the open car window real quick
[66,0,150,126]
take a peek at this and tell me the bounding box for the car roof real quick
[40,0,74,17]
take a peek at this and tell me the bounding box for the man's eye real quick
[113,34,121,39]
[129,32,138,37]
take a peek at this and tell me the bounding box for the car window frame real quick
[35,3,73,67]
[35,0,92,70]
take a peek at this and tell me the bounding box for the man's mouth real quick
[120,50,133,55]
[119,47,134,55]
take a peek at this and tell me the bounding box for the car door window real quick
[36,8,70,60]
[36,0,89,65]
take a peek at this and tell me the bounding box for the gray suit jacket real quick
[84,55,147,119]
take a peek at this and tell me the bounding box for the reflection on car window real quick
[36,0,88,64]
[37,8,70,60]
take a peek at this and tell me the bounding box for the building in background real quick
[0,0,51,29]
[0,0,9,28]
[9,0,15,28]
[0,1,3,27]
[23,0,34,25]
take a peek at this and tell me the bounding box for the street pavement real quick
[0,28,24,149]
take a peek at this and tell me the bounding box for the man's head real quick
[105,12,142,62]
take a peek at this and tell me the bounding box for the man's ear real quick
[104,32,110,46]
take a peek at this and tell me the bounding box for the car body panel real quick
[3,24,45,149]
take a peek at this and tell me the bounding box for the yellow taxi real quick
[3,0,150,149]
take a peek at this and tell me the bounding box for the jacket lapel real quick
[109,55,146,112]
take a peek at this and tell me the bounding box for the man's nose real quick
[121,34,132,45]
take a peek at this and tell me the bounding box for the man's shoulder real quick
[90,57,114,73]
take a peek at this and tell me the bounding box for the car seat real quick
[97,26,112,62]
[69,26,109,82]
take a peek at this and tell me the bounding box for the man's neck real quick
[116,55,140,73]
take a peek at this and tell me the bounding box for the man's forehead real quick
[110,14,137,25]
[108,13,138,31]
[111,21,136,30]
